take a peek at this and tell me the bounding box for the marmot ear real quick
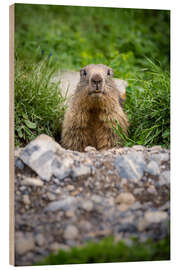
[107,68,114,77]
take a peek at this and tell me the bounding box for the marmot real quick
[61,64,129,152]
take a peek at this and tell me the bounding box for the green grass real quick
[114,59,170,148]
[15,58,66,146]
[35,236,170,265]
[14,4,170,147]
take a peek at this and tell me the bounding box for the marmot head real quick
[79,64,114,96]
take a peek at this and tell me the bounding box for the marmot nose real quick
[91,74,103,90]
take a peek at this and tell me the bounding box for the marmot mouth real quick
[89,91,104,95]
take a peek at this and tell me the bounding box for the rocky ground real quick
[14,134,170,266]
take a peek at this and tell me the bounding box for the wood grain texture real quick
[9,4,14,266]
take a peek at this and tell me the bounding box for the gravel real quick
[14,135,170,266]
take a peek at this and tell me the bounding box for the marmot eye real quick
[82,69,87,76]
[107,69,111,76]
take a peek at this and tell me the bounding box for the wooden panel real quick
[9,4,14,266]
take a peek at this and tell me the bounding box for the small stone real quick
[94,160,102,168]
[137,218,147,232]
[91,195,102,203]
[84,146,97,152]
[151,153,169,165]
[64,225,79,240]
[16,233,35,255]
[66,185,74,191]
[22,177,43,187]
[121,216,134,224]
[159,201,170,211]
[81,200,93,211]
[71,190,80,196]
[115,152,146,182]
[55,187,61,194]
[118,204,129,212]
[133,188,144,195]
[50,242,61,252]
[19,186,27,192]
[71,165,91,178]
[45,197,78,212]
[117,223,137,233]
[116,192,135,205]
[159,171,170,186]
[107,197,114,206]
[130,201,142,210]
[147,185,157,195]
[79,220,92,232]
[132,145,145,151]
[146,161,160,176]
[20,134,62,181]
[22,194,30,205]
[52,157,72,180]
[35,234,45,246]
[47,192,56,201]
[15,158,24,170]
[121,178,128,187]
[65,210,75,218]
[150,145,162,152]
[144,211,168,224]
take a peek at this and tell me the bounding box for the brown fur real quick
[61,64,129,152]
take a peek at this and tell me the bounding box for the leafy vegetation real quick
[15,4,170,147]
[15,59,66,146]
[36,235,170,265]
[115,59,170,148]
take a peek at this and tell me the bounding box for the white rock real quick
[79,220,92,232]
[22,177,43,187]
[20,134,63,181]
[35,233,45,246]
[116,192,135,205]
[118,204,129,212]
[150,146,162,152]
[66,185,75,191]
[65,210,75,218]
[22,194,30,205]
[91,195,102,203]
[151,153,169,165]
[81,200,93,211]
[16,233,35,255]
[144,211,168,223]
[50,242,62,252]
[159,171,170,185]
[132,145,145,151]
[47,192,56,201]
[71,165,91,178]
[133,188,144,195]
[45,197,77,212]
[147,185,157,195]
[146,161,160,176]
[84,146,97,152]
[64,225,79,240]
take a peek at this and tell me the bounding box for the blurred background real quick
[15,4,170,148]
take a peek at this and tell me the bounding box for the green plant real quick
[35,235,170,265]
[15,58,66,146]
[124,59,170,148]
